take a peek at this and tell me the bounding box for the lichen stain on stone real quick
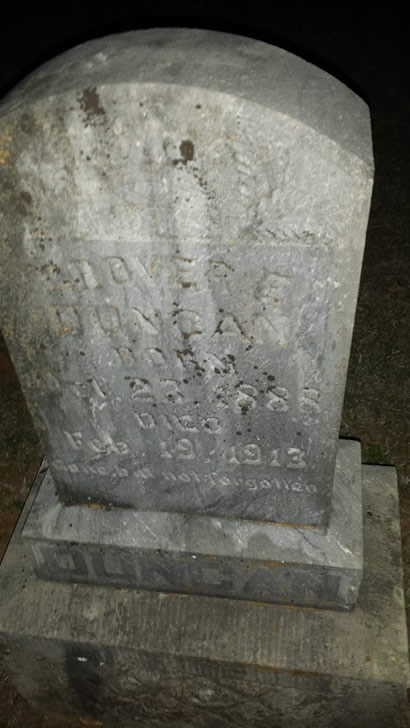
[173,139,195,166]
[79,87,106,126]
[180,139,194,162]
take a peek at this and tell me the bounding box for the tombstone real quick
[0,29,408,727]
[0,29,370,530]
[0,26,371,606]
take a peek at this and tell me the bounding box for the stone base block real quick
[21,440,363,609]
[0,460,408,727]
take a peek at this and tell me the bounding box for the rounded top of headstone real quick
[0,28,372,167]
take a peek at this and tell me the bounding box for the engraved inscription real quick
[214,314,247,339]
[160,438,195,461]
[173,256,198,288]
[36,250,301,352]
[301,387,321,424]
[130,378,154,404]
[207,259,233,293]
[115,347,137,367]
[227,445,306,469]
[59,428,307,473]
[27,240,331,522]
[71,259,101,289]
[36,542,331,602]
[174,309,202,338]
[285,448,307,470]
[233,385,258,414]
[266,386,289,412]
[107,256,131,283]
[227,444,261,465]
[255,271,290,305]
[134,412,155,430]
[134,412,222,434]
[49,305,82,336]
[129,308,158,336]
[160,470,317,495]
[52,456,318,495]
[96,304,121,334]
[64,431,83,450]
[146,347,165,367]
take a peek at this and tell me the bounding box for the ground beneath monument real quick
[0,6,409,727]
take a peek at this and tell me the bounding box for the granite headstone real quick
[0,29,373,531]
[0,29,373,607]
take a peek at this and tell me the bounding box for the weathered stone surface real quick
[0,29,373,526]
[23,440,363,608]
[0,462,408,727]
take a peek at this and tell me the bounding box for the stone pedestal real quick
[0,461,408,727]
[22,440,363,609]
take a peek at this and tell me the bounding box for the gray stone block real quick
[0,29,374,526]
[22,439,363,609]
[0,461,408,727]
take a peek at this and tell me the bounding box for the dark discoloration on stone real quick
[19,190,32,205]
[173,139,195,166]
[179,139,194,162]
[78,87,106,126]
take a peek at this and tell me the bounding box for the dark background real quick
[0,3,409,725]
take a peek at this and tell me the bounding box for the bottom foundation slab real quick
[0,463,408,727]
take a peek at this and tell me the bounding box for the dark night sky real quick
[0,4,409,98]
